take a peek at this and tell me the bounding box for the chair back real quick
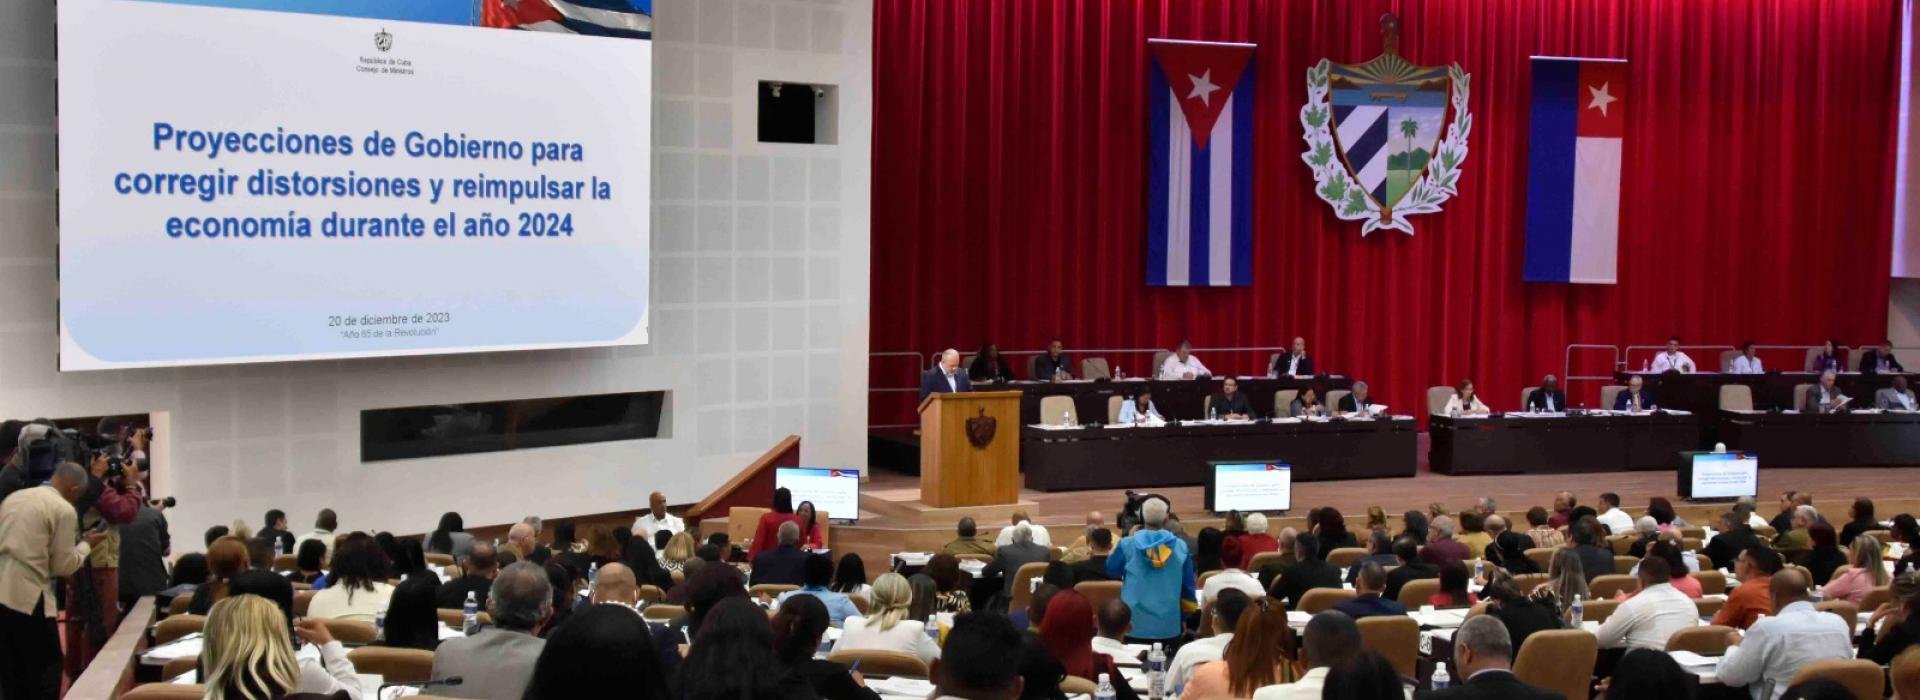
[155,614,206,645]
[293,590,316,617]
[1524,548,1556,572]
[1395,579,1440,609]
[849,594,870,615]
[750,583,799,599]
[1150,351,1172,376]
[1273,390,1299,417]
[1326,547,1369,569]
[1581,598,1620,624]
[1587,574,1638,599]
[638,585,665,603]
[161,656,198,681]
[347,647,435,683]
[1061,676,1097,694]
[1666,624,1736,655]
[1197,598,1218,637]
[729,507,771,550]
[826,649,929,677]
[1245,552,1285,574]
[1613,555,1639,573]
[1815,600,1860,631]
[1325,390,1351,413]
[1754,525,1777,539]
[1520,386,1539,410]
[1599,385,1625,410]
[436,609,493,628]
[1694,569,1727,595]
[120,684,206,699]
[1681,537,1703,552]
[1039,396,1078,426]
[167,595,193,615]
[1607,535,1636,555]
[1356,616,1419,679]
[424,552,455,567]
[1080,357,1109,380]
[1720,385,1754,411]
[1860,586,1892,612]
[319,618,377,644]
[1266,353,1282,375]
[1719,350,1743,373]
[955,553,993,565]
[1793,383,1813,411]
[443,565,463,580]
[1512,629,1598,700]
[1426,387,1455,416]
[1075,581,1124,614]
[1786,659,1884,700]
[1298,588,1356,614]
[1006,561,1051,613]
[1511,573,1551,592]
[643,604,687,625]
[272,554,298,573]
[1694,597,1724,618]
[1196,570,1221,589]
[1678,527,1706,539]
[1106,396,1125,424]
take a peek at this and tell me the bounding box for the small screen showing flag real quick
[1524,57,1626,284]
[1146,39,1256,287]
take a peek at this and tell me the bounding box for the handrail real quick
[70,595,155,699]
[684,434,801,524]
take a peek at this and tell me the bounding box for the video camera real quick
[17,421,148,484]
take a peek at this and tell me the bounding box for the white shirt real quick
[1158,354,1211,380]
[1746,512,1771,529]
[1254,666,1328,700]
[994,523,1053,548]
[1199,569,1265,607]
[301,641,365,700]
[631,512,685,538]
[1716,601,1856,700]
[1166,633,1231,694]
[943,369,958,392]
[294,529,334,565]
[837,616,941,664]
[1730,355,1764,374]
[1442,395,1490,416]
[1596,507,1635,537]
[306,581,394,623]
[1280,354,1307,377]
[1651,351,1696,373]
[1594,582,1697,650]
[1091,635,1133,659]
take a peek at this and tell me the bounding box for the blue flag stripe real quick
[1230,65,1255,285]
[1188,135,1210,285]
[1146,64,1170,286]
[1523,59,1580,282]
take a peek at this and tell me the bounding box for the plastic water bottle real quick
[1474,558,1485,580]
[462,591,480,636]
[1147,642,1167,699]
[588,562,599,585]
[374,606,387,642]
[1810,587,1824,604]
[1569,594,1585,626]
[1094,673,1118,700]
[1431,662,1451,690]
[1062,410,1071,428]
[925,615,941,646]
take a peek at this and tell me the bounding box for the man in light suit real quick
[1336,381,1376,416]
[1858,341,1906,375]
[919,348,972,401]
[1876,375,1917,411]
[432,561,552,699]
[1526,374,1568,413]
[1803,370,1847,414]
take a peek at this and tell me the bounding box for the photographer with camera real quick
[62,443,147,680]
[0,461,109,700]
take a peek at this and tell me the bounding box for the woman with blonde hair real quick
[1822,534,1891,604]
[1531,548,1589,621]
[189,536,252,615]
[833,572,940,663]
[201,594,360,699]
[659,531,697,574]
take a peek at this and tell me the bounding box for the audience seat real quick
[1598,386,1625,411]
[1607,535,1635,555]
[1524,548,1555,572]
[160,656,197,681]
[1106,396,1125,424]
[1815,600,1859,631]
[424,553,455,567]
[1039,395,1078,426]
[1511,573,1551,593]
[1754,526,1778,539]
[1325,390,1350,412]
[1196,570,1221,589]
[1587,575,1637,599]
[294,590,315,617]
[348,647,434,683]
[954,553,993,565]
[436,609,493,628]
[1326,548,1369,569]
[1666,625,1735,655]
[1612,555,1638,572]
[1513,630,1597,700]
[1425,387,1455,416]
[319,619,377,645]
[1694,598,1724,618]
[121,684,205,699]
[154,614,205,645]
[1681,537,1703,553]
[728,507,770,550]
[272,554,297,572]
[1356,616,1419,679]
[291,582,312,591]
[1245,552,1284,574]
[750,584,799,599]
[1395,579,1439,609]
[1864,530,1893,545]
[167,595,192,615]
[1075,581,1123,614]
[643,604,686,626]
[443,565,463,580]
[1718,350,1742,373]
[638,585,665,603]
[849,595,869,615]
[1694,570,1727,595]
[1792,384,1813,412]
[1273,390,1299,417]
[1080,357,1109,380]
[1519,386,1538,410]
[1719,385,1754,411]
[827,649,928,678]
[1150,351,1172,376]
[1061,676,1097,695]
[1678,527,1705,539]
[1007,561,1051,613]
[1298,588,1355,614]
[1197,598,1218,638]
[1581,598,1619,624]
[1787,659,1884,700]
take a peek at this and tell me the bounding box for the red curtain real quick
[870,0,1903,425]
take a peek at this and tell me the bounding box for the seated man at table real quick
[1415,615,1565,700]
[750,522,811,586]
[1420,516,1471,566]
[1336,381,1377,416]
[1268,532,1342,611]
[1208,377,1256,420]
[919,348,972,401]
[1801,370,1848,414]
[1650,335,1697,373]
[983,522,1052,598]
[1731,341,1765,374]
[1858,340,1906,375]
[1612,375,1655,411]
[1118,389,1164,424]
[1716,568,1855,700]
[1158,340,1211,380]
[1878,375,1918,411]
[1383,537,1438,602]
[1033,338,1073,380]
[944,517,998,557]
[1271,336,1315,378]
[1704,510,1763,570]
[1526,375,1568,413]
[1332,563,1407,620]
[1713,544,1781,629]
[1594,556,1695,652]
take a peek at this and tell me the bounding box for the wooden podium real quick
[919,391,1021,507]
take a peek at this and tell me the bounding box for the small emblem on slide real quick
[966,408,997,449]
[374,28,393,52]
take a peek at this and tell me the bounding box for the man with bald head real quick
[590,562,639,607]
[438,540,499,609]
[1272,336,1315,377]
[1717,567,1855,700]
[506,522,536,558]
[0,462,109,699]
[1060,511,1105,564]
[749,521,809,586]
[631,491,684,539]
[919,348,973,401]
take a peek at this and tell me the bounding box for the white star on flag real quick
[1587,82,1618,116]
[1187,69,1221,106]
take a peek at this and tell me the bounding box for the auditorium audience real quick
[1628,541,1700,598]
[1593,492,1633,535]
[682,597,814,699]
[746,487,804,560]
[1862,573,1920,665]
[1201,555,1264,608]
[1181,598,1297,699]
[620,536,673,590]
[1717,569,1855,700]
[775,554,861,627]
[924,553,974,614]
[1419,516,1470,566]
[1420,614,1559,699]
[1167,588,1249,691]
[1196,527,1227,574]
[1597,648,1694,700]
[1429,560,1477,609]
[1595,556,1694,651]
[522,603,672,700]
[830,552,872,599]
[1254,610,1361,699]
[189,535,251,615]
[750,521,811,587]
[1523,507,1565,549]
[1013,583,1059,633]
[1269,533,1342,611]
[1838,498,1879,545]
[1625,517,1660,558]
[427,511,474,558]
[1400,511,1430,545]
[945,516,997,557]
[1568,520,1618,581]
[1108,497,1194,644]
[1060,512,1105,563]
[985,522,1052,599]
[541,561,582,634]
[1802,522,1846,585]
[931,612,1027,700]
[660,531,696,575]
[996,511,1055,548]
[1092,598,1132,658]
[1455,512,1492,560]
[1778,505,1819,550]
[1384,537,1437,603]
[838,573,940,664]
[1068,528,1114,584]
[1479,570,1561,653]
[286,539,326,585]
[1332,563,1406,620]
[1315,508,1358,551]
[1038,590,1138,699]
[433,561,551,699]
[201,594,362,699]
[392,537,430,581]
[258,508,295,555]
[1532,548,1589,621]
[1823,535,1891,604]
[773,594,881,700]
[294,508,337,566]
[1319,652,1406,700]
[1488,529,1540,575]
[1548,492,1577,528]
[307,533,393,622]
[380,574,444,652]
[1894,515,1920,577]
[1707,509,1765,570]
[1345,530,1400,583]
[1714,545,1782,630]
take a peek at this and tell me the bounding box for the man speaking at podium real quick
[920,348,973,401]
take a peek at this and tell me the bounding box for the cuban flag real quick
[482,0,652,39]
[1147,39,1255,287]
[1523,57,1626,284]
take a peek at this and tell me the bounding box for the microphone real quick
[378,676,463,695]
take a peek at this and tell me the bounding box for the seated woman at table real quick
[1808,338,1844,373]
[1820,534,1890,604]
[1441,379,1491,416]
[923,554,973,614]
[967,343,1015,383]
[200,587,361,697]
[373,574,443,651]
[1118,389,1163,424]
[1622,541,1700,599]
[746,488,823,559]
[1479,570,1562,653]
[1180,597,1298,699]
[1289,386,1329,418]
[1428,559,1478,608]
[1803,522,1849,587]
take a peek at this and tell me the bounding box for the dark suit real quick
[1336,394,1376,415]
[1612,389,1654,411]
[1069,554,1112,585]
[1858,348,1905,374]
[1704,526,1761,570]
[1272,353,1315,377]
[968,355,1014,383]
[1331,593,1407,620]
[918,367,972,402]
[984,541,1053,596]
[1573,545,1616,582]
[1271,559,1342,610]
[259,526,296,555]
[1526,389,1568,413]
[1033,353,1074,380]
[437,574,494,610]
[750,545,810,586]
[1414,669,1565,700]
[1384,561,1437,602]
[1208,392,1255,418]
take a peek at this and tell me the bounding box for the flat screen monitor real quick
[1206,462,1291,513]
[774,468,860,523]
[1683,452,1758,500]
